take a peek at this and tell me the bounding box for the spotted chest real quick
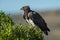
[26,18,35,26]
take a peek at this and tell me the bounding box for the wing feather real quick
[28,11,50,32]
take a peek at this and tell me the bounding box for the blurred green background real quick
[0,11,43,40]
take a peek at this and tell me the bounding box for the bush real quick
[0,11,43,40]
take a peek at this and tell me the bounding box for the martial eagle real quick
[21,6,50,35]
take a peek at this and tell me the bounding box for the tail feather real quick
[44,31,48,35]
[47,28,50,32]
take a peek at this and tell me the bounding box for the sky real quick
[0,0,60,13]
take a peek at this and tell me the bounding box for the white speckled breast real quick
[26,19,35,26]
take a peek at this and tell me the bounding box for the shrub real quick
[0,11,43,40]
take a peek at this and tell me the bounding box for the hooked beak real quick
[20,7,23,10]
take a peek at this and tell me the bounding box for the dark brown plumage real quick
[21,6,50,35]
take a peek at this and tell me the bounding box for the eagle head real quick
[20,6,30,12]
